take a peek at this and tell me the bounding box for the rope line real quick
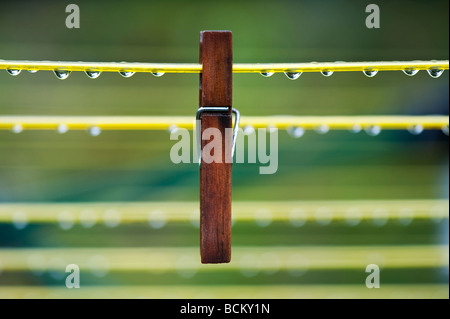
[0,116,448,131]
[0,60,448,74]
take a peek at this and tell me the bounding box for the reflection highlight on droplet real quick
[12,211,27,230]
[363,69,378,77]
[427,68,444,78]
[148,210,167,229]
[287,126,305,138]
[53,70,71,80]
[403,69,419,77]
[119,71,135,78]
[284,72,302,80]
[85,70,102,79]
[7,69,21,76]
[260,71,274,77]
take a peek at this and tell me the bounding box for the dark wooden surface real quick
[199,31,232,264]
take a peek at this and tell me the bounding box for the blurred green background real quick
[0,0,448,299]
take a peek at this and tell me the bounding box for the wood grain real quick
[199,31,232,264]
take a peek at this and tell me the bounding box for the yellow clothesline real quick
[0,60,448,74]
[0,115,448,131]
[0,245,447,271]
[0,200,447,223]
[0,284,447,299]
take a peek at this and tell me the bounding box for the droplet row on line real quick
[283,124,450,137]
[9,205,446,231]
[4,67,445,78]
[10,125,103,136]
[8,124,450,137]
[258,68,445,79]
[5,69,166,79]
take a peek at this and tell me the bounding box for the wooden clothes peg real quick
[198,31,233,264]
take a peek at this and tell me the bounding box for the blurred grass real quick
[0,130,447,201]
[0,219,446,248]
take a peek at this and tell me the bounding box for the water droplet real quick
[260,71,274,77]
[398,207,414,226]
[85,70,101,79]
[407,124,423,135]
[175,255,198,279]
[243,125,255,135]
[287,126,305,138]
[430,205,447,224]
[403,69,419,77]
[259,253,281,275]
[6,69,21,76]
[442,125,449,136]
[345,208,363,226]
[190,209,200,228]
[28,70,38,74]
[168,125,179,134]
[53,70,71,80]
[57,211,75,230]
[365,125,381,136]
[314,207,333,226]
[57,124,69,134]
[151,72,165,77]
[148,210,166,229]
[289,208,307,227]
[321,70,334,77]
[103,209,121,228]
[350,124,362,133]
[119,71,135,78]
[284,71,302,80]
[12,211,27,230]
[79,210,97,228]
[88,255,110,278]
[239,254,259,277]
[48,258,66,280]
[315,124,329,135]
[427,68,444,78]
[286,254,309,277]
[372,208,389,226]
[12,124,23,134]
[363,69,378,77]
[27,254,46,276]
[89,126,101,137]
[254,209,272,227]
